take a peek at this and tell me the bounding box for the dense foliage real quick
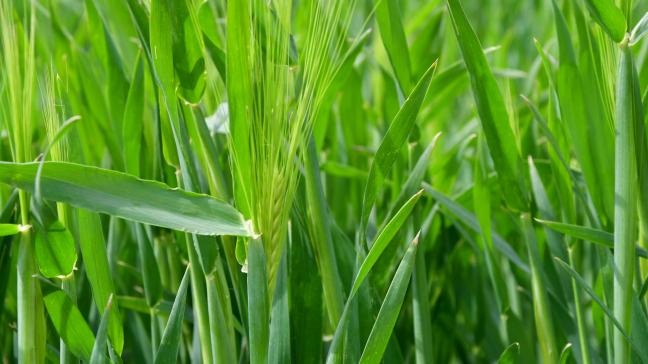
[1,0,648,363]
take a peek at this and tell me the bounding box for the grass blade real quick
[90,295,113,364]
[374,0,412,93]
[359,233,419,364]
[154,267,190,364]
[0,223,22,236]
[77,209,124,354]
[352,190,423,296]
[0,162,250,236]
[446,0,526,211]
[360,61,437,241]
[43,290,96,361]
[34,220,76,279]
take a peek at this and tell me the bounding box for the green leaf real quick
[582,0,627,42]
[170,0,205,103]
[122,52,145,176]
[358,234,419,364]
[90,295,113,364]
[360,61,437,241]
[497,342,519,364]
[535,219,613,246]
[536,219,648,259]
[34,220,77,278]
[0,223,22,236]
[0,162,250,236]
[386,132,441,221]
[352,190,423,296]
[374,0,412,93]
[154,267,190,364]
[226,0,253,217]
[77,209,124,354]
[150,0,179,167]
[446,0,526,211]
[43,291,95,361]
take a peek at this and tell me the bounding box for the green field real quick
[1,0,648,362]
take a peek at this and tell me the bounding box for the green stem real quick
[17,190,45,363]
[247,237,269,364]
[613,42,639,364]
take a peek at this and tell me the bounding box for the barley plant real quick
[2,0,648,362]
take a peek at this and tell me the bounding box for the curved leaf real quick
[34,220,76,278]
[0,162,250,236]
[44,291,95,361]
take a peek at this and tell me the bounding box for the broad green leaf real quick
[497,342,519,364]
[155,267,190,364]
[446,0,526,211]
[34,220,76,278]
[375,0,412,93]
[44,291,95,361]
[358,234,418,364]
[0,162,250,236]
[77,210,124,354]
[89,295,113,364]
[226,0,253,217]
[0,223,21,236]
[352,190,423,296]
